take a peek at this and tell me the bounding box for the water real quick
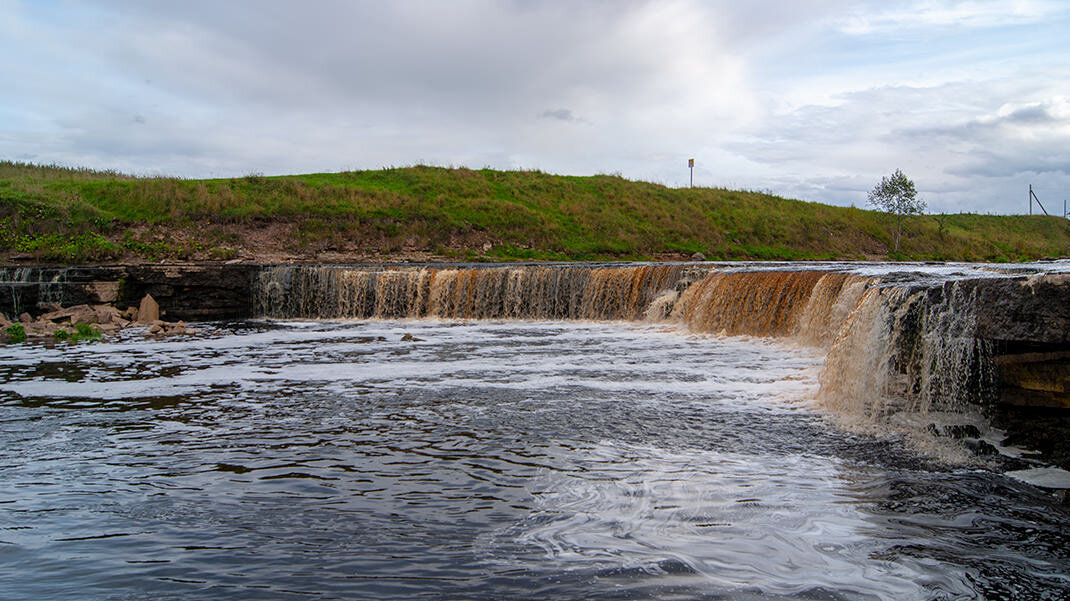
[1,320,1068,600]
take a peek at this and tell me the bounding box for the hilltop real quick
[1,161,1068,264]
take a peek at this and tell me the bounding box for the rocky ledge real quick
[0,264,255,322]
[1,292,197,342]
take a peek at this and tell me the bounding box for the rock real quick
[40,304,98,325]
[92,304,123,324]
[943,424,982,439]
[26,319,61,338]
[69,305,99,325]
[964,439,1000,456]
[481,242,493,252]
[149,322,164,335]
[84,281,120,304]
[40,308,68,322]
[691,252,706,261]
[401,333,423,342]
[19,312,32,324]
[137,294,160,324]
[123,306,138,321]
[0,313,10,328]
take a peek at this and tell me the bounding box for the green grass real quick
[1,160,1068,263]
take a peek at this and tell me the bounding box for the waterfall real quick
[668,271,876,341]
[818,281,995,421]
[0,266,72,316]
[251,264,1003,428]
[253,264,690,321]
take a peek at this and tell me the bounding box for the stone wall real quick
[0,264,256,321]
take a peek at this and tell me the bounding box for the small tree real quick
[867,169,925,252]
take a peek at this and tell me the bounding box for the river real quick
[1,319,1067,600]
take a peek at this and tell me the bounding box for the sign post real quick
[688,158,694,188]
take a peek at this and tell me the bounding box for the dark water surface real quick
[1,320,1067,600]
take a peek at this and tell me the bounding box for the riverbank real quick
[3,161,1070,264]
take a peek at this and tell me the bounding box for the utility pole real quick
[688,158,694,188]
[1029,185,1050,216]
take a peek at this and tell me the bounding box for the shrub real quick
[5,323,26,343]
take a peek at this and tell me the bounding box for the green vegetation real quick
[1,160,1068,263]
[54,323,103,343]
[867,169,925,253]
[5,322,26,343]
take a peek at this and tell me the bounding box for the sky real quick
[2,0,1068,215]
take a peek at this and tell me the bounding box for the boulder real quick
[69,305,99,325]
[25,319,60,338]
[41,304,96,324]
[0,313,9,328]
[92,304,123,324]
[691,252,706,261]
[137,294,160,324]
[19,312,32,323]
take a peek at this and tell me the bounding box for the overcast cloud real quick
[1,0,1068,214]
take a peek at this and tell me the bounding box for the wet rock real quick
[147,319,191,336]
[964,439,1000,456]
[943,424,982,439]
[401,333,423,342]
[691,252,706,261]
[137,294,160,324]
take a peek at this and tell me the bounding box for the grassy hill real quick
[1,161,1068,263]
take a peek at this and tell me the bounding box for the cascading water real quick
[253,264,690,321]
[0,266,72,316]
[4,262,1068,600]
[252,264,1006,435]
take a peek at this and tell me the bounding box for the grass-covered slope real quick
[1,161,1068,263]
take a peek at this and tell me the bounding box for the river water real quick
[1,319,1068,600]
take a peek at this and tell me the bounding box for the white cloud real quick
[1,0,1068,213]
[837,0,1061,34]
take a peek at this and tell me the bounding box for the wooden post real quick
[1029,185,1050,216]
[688,158,694,188]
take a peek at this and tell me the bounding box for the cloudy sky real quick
[2,0,1068,214]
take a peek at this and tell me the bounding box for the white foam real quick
[1005,467,1070,489]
